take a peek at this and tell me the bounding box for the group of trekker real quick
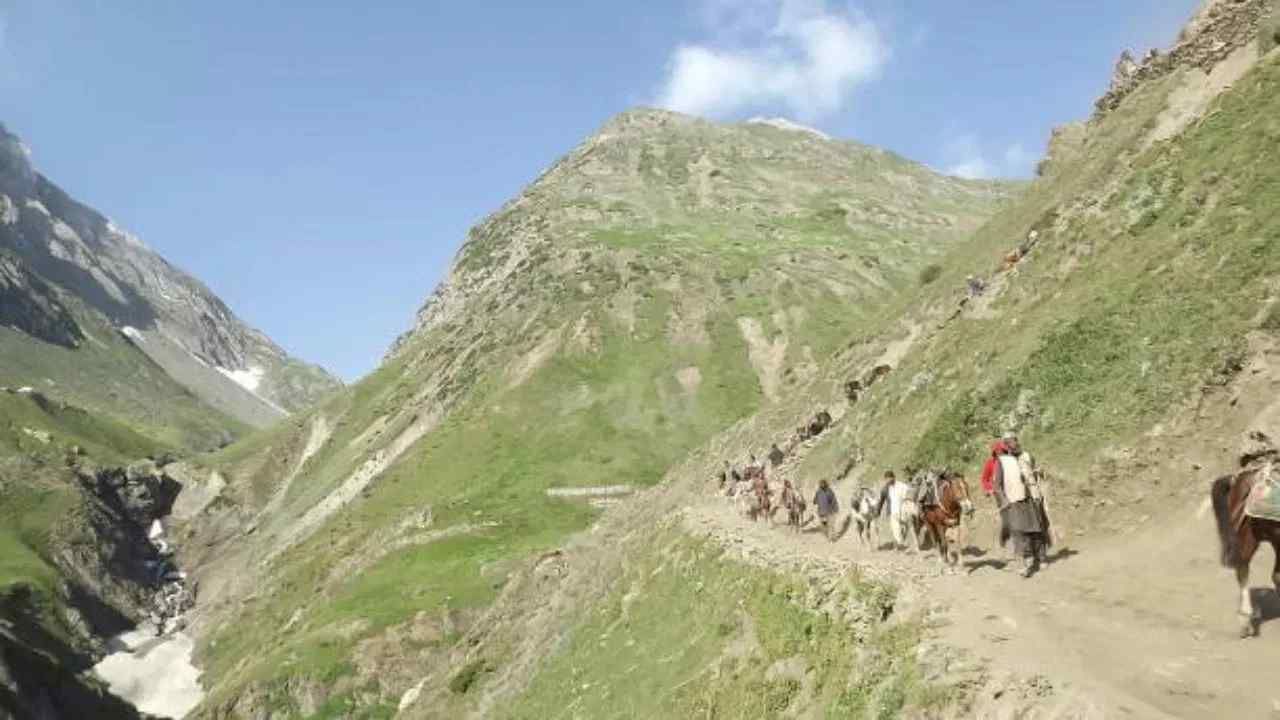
[717,431,1055,579]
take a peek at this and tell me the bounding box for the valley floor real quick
[683,493,1280,719]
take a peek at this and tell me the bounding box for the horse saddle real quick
[1245,465,1280,522]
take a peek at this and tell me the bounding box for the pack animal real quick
[918,470,975,570]
[849,487,879,549]
[1211,460,1280,638]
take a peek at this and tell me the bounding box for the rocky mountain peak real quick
[1095,0,1273,116]
[0,122,342,424]
[389,107,1017,361]
[0,124,36,197]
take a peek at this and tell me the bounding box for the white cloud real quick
[656,0,888,121]
[942,134,1039,180]
[946,158,992,181]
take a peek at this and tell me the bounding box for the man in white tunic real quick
[992,433,1047,577]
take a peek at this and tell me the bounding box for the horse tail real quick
[1211,474,1239,567]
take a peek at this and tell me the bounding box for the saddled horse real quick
[919,470,975,569]
[747,475,773,524]
[849,487,879,549]
[1211,461,1280,638]
[781,485,806,532]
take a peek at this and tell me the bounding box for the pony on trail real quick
[782,483,807,532]
[1211,460,1280,638]
[747,473,773,524]
[919,469,975,570]
[849,487,879,549]
[886,477,921,552]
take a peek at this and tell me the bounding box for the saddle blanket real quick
[1246,474,1280,522]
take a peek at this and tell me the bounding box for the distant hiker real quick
[966,275,986,297]
[814,479,840,541]
[1001,248,1022,272]
[992,433,1049,577]
[781,479,805,531]
[718,460,731,489]
[751,468,772,522]
[1019,230,1040,257]
[768,443,785,468]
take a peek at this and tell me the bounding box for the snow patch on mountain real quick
[120,326,144,342]
[106,219,150,249]
[23,199,51,217]
[745,117,830,140]
[217,365,265,393]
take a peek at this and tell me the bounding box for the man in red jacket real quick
[981,440,1009,555]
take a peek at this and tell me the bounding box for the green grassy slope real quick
[425,47,1280,720]
[179,32,1280,720]
[795,51,1280,493]
[187,112,1017,716]
[503,531,940,720]
[0,390,166,619]
[0,297,252,451]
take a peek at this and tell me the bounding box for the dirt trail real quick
[685,492,1280,719]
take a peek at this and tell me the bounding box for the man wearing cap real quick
[992,432,1048,577]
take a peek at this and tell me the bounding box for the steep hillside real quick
[177,110,1015,716]
[377,3,1280,717]
[0,387,175,719]
[170,2,1280,719]
[0,124,341,432]
[0,124,341,716]
[465,3,1280,718]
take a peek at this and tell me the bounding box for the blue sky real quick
[0,0,1198,381]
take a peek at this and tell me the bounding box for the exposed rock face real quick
[1095,0,1272,116]
[1,589,145,720]
[0,123,340,420]
[0,253,83,348]
[0,459,194,719]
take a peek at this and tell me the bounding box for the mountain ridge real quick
[0,122,342,430]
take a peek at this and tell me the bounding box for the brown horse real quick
[920,470,975,570]
[781,485,806,532]
[1211,464,1280,638]
[748,474,772,524]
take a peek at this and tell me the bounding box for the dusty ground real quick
[683,493,1280,719]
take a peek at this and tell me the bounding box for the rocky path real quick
[683,493,1280,719]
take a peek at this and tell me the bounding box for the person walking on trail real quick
[875,470,896,516]
[992,432,1049,577]
[780,478,805,528]
[814,479,840,541]
[981,440,1011,553]
[768,443,785,469]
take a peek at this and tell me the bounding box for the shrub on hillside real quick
[918,264,943,286]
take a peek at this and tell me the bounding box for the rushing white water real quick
[93,628,203,719]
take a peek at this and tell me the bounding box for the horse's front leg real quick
[1238,564,1257,639]
[1272,535,1280,597]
